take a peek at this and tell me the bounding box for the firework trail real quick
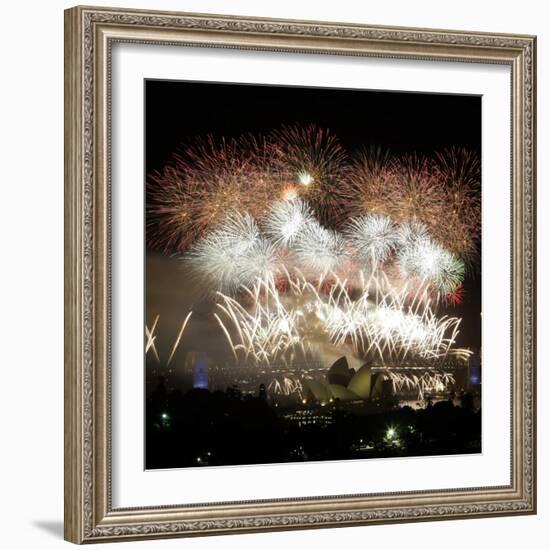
[268,376,305,399]
[314,275,462,362]
[386,370,456,400]
[145,313,193,366]
[214,276,310,364]
[166,311,193,366]
[214,270,465,367]
[145,314,160,362]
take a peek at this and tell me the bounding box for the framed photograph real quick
[64,5,537,544]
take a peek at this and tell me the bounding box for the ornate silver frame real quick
[64,5,537,544]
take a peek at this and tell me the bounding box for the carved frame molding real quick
[64,6,536,544]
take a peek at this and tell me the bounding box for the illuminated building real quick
[283,409,334,427]
[468,350,481,387]
[193,351,209,389]
[327,356,354,386]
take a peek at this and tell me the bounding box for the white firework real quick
[398,237,465,295]
[268,376,304,398]
[214,277,309,364]
[292,219,347,277]
[368,304,461,361]
[238,238,282,287]
[397,219,429,248]
[264,198,314,247]
[189,211,278,291]
[316,277,461,362]
[386,370,455,400]
[214,270,465,366]
[344,214,399,267]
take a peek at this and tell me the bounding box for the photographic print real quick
[145,80,482,470]
[64,9,536,541]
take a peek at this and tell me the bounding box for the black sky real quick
[145,79,481,349]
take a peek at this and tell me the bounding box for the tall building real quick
[193,351,209,389]
[468,350,481,387]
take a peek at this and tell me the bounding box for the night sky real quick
[145,79,481,355]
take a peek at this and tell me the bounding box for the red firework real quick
[147,134,288,253]
[341,147,480,269]
[446,283,465,305]
[147,127,480,275]
[268,124,348,224]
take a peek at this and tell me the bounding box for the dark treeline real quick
[146,379,481,469]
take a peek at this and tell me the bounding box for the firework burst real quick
[344,214,399,268]
[263,198,315,247]
[188,211,281,292]
[390,154,446,227]
[445,283,465,306]
[397,219,430,248]
[269,124,348,223]
[433,147,482,268]
[341,148,480,268]
[341,147,394,216]
[147,134,288,252]
[398,237,465,297]
[292,219,348,278]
